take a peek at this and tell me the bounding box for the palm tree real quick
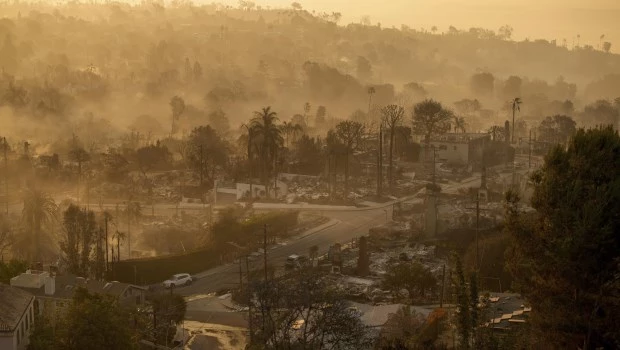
[280,121,304,148]
[488,125,505,142]
[241,124,254,198]
[251,107,283,198]
[511,98,522,143]
[22,188,57,261]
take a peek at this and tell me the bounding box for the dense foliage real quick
[506,126,620,348]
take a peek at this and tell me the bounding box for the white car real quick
[162,273,193,288]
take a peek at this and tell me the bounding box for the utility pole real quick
[466,192,490,272]
[3,137,8,215]
[239,256,243,291]
[105,214,109,272]
[377,124,383,197]
[263,224,268,282]
[245,255,253,344]
[528,129,532,169]
[199,144,204,188]
[440,264,446,308]
[476,194,480,271]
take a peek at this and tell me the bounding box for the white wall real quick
[430,141,470,165]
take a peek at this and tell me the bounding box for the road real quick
[176,205,394,296]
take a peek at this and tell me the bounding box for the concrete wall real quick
[430,142,470,165]
[236,181,288,200]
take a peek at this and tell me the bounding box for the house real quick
[0,283,35,350]
[10,270,147,321]
[428,133,491,166]
[482,293,531,332]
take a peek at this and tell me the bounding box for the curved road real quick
[176,205,394,296]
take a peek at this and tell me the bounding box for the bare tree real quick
[335,121,365,199]
[381,105,405,193]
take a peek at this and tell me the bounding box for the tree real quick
[603,41,612,53]
[583,99,619,126]
[251,107,283,198]
[27,314,56,350]
[248,271,372,348]
[381,105,405,192]
[488,125,505,141]
[505,126,620,349]
[193,61,203,81]
[0,216,14,257]
[135,142,171,176]
[453,116,467,133]
[61,205,97,276]
[0,259,28,284]
[68,137,90,201]
[454,99,482,117]
[367,86,376,113]
[383,262,437,300]
[454,255,471,349]
[303,102,311,126]
[335,120,365,198]
[102,148,130,183]
[152,293,187,345]
[124,202,141,258]
[511,97,522,143]
[503,76,522,100]
[498,25,513,40]
[280,121,303,149]
[187,125,229,187]
[0,34,18,73]
[22,188,57,261]
[294,135,322,175]
[378,305,426,348]
[169,95,185,136]
[357,236,369,276]
[411,99,454,145]
[208,108,230,135]
[315,106,327,125]
[470,72,495,96]
[538,114,576,144]
[52,288,139,350]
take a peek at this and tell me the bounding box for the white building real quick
[0,283,35,350]
[429,133,490,165]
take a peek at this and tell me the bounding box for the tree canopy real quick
[506,126,620,349]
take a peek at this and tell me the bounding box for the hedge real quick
[110,211,299,285]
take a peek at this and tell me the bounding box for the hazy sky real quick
[216,0,620,51]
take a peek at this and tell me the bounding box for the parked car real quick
[162,273,193,288]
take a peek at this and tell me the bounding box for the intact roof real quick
[14,274,144,300]
[0,283,34,333]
